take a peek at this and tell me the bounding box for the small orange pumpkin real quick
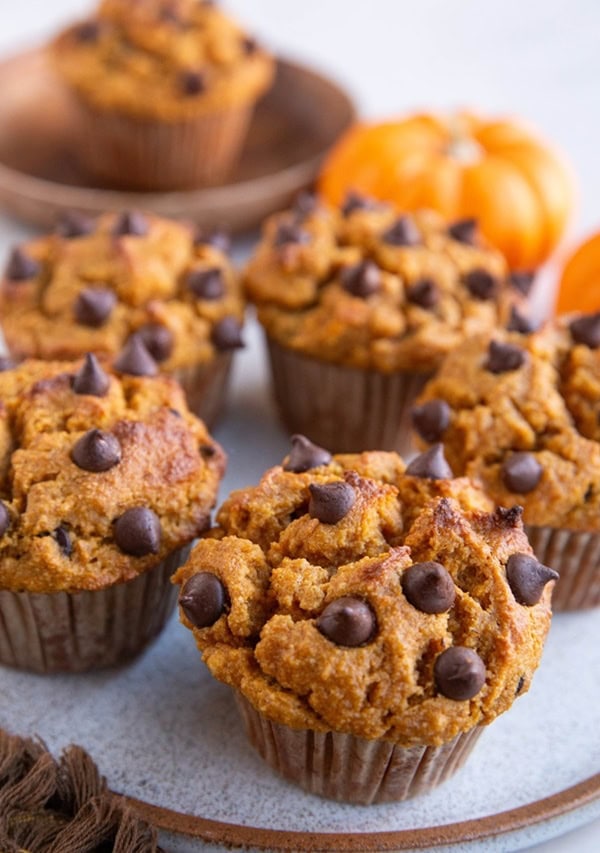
[318,111,575,270]
[556,231,600,314]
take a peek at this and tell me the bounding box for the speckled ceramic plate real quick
[0,322,599,853]
[0,49,355,232]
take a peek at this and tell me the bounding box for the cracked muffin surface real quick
[0,211,243,373]
[244,195,526,373]
[414,314,600,530]
[174,439,554,747]
[52,0,274,121]
[0,357,225,593]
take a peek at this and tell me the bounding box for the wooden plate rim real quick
[0,48,356,213]
[121,770,600,851]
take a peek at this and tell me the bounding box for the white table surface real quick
[0,2,599,851]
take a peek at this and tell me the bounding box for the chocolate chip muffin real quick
[0,355,225,673]
[413,312,600,610]
[0,210,244,425]
[173,437,554,803]
[52,0,274,189]
[244,193,523,455]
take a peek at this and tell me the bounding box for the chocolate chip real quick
[57,211,95,239]
[0,501,10,537]
[159,4,181,24]
[406,278,438,308]
[402,561,456,614]
[484,340,526,374]
[434,646,486,700]
[179,69,205,96]
[494,505,523,527]
[506,553,558,606]
[0,357,16,372]
[179,572,228,628]
[382,216,420,247]
[501,452,542,493]
[71,429,122,473]
[570,313,600,349]
[211,316,244,351]
[169,408,182,418]
[114,335,159,377]
[411,400,451,443]
[464,268,498,301]
[114,507,161,557]
[194,228,231,253]
[54,526,72,557]
[137,323,174,362]
[241,36,258,55]
[74,287,117,327]
[515,675,526,695]
[274,222,310,248]
[509,271,535,296]
[282,434,332,473]
[4,247,40,281]
[507,305,536,334]
[341,191,378,217]
[187,268,225,300]
[309,481,356,524]
[405,444,453,480]
[316,597,376,647]
[199,443,216,459]
[293,191,318,219]
[112,211,149,238]
[448,218,478,245]
[72,353,110,397]
[341,261,381,298]
[75,20,100,42]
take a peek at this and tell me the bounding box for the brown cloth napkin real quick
[0,729,159,852]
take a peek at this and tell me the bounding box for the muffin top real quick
[0,356,225,593]
[173,437,554,747]
[53,0,274,120]
[0,211,244,372]
[413,314,600,531]
[243,193,528,373]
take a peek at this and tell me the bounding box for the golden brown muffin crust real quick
[415,315,600,530]
[244,197,524,373]
[0,211,243,372]
[52,0,274,120]
[0,358,225,593]
[174,444,553,747]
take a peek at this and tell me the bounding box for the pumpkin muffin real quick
[412,312,600,611]
[52,0,274,189]
[0,210,244,425]
[244,193,525,455]
[173,437,555,803]
[0,355,226,673]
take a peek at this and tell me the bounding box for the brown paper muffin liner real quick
[267,338,431,456]
[75,98,254,190]
[172,354,233,428]
[235,694,483,805]
[0,546,189,674]
[525,525,600,611]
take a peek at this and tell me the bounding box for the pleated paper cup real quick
[75,98,255,190]
[525,525,600,612]
[172,354,233,428]
[267,338,431,456]
[0,546,189,674]
[235,694,483,805]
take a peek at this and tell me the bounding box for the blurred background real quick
[0,0,597,234]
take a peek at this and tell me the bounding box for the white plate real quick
[0,319,599,852]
